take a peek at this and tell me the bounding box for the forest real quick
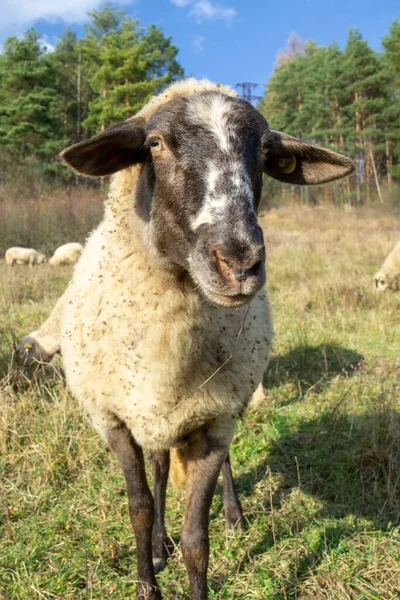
[0,5,183,186]
[259,25,400,205]
[0,5,399,207]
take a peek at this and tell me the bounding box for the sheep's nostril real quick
[247,259,263,277]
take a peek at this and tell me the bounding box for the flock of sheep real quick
[4,242,83,267]
[4,78,400,600]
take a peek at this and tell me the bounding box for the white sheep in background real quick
[49,242,83,267]
[5,247,46,266]
[24,78,353,600]
[374,240,400,292]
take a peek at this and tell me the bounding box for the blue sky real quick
[0,0,398,94]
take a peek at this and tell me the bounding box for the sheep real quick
[17,295,64,364]
[374,240,400,292]
[48,242,83,267]
[5,247,46,266]
[39,78,353,599]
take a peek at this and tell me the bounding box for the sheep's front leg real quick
[106,425,161,600]
[222,453,245,530]
[182,428,232,600]
[151,450,170,573]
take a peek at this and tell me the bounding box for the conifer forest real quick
[0,6,399,203]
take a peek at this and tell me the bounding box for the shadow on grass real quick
[209,344,396,597]
[226,398,400,599]
[264,343,364,400]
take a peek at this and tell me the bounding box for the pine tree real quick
[0,31,57,156]
[382,20,400,180]
[81,7,183,133]
[0,6,184,184]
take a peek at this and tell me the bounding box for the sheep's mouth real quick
[190,264,262,308]
[212,292,253,307]
[200,285,256,308]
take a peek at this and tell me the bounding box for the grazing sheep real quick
[17,295,64,364]
[49,242,83,266]
[374,241,400,292]
[37,79,353,599]
[5,247,46,266]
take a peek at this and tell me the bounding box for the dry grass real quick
[0,185,103,255]
[0,203,399,599]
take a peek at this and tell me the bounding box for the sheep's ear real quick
[61,118,147,177]
[263,131,354,185]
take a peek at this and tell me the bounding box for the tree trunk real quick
[386,138,393,185]
[76,50,82,141]
[369,146,384,205]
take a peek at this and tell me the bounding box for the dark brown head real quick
[61,88,354,307]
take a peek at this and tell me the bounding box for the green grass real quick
[1,205,400,599]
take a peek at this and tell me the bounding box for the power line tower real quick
[236,82,262,105]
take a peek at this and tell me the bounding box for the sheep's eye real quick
[149,138,163,151]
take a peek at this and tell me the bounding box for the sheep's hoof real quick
[152,531,171,573]
[152,557,166,574]
[136,582,162,600]
[225,508,245,531]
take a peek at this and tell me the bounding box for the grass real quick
[0,204,399,599]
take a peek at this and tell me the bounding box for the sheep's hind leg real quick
[222,453,245,530]
[106,425,161,600]
[151,450,171,573]
[181,429,231,600]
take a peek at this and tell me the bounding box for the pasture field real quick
[0,205,399,599]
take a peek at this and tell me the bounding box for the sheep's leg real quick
[151,450,170,573]
[222,453,245,530]
[106,425,161,600]
[181,430,230,600]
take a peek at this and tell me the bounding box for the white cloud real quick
[0,0,134,38]
[39,36,55,53]
[170,0,237,26]
[192,34,205,53]
[190,0,236,24]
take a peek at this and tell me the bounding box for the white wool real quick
[5,247,46,266]
[57,79,273,451]
[49,243,83,267]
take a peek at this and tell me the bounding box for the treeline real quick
[0,7,399,208]
[259,23,400,205]
[0,4,183,186]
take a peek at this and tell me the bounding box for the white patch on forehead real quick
[191,161,255,230]
[188,94,234,152]
[191,164,225,229]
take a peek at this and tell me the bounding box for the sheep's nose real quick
[211,244,265,281]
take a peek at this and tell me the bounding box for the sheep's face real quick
[374,272,400,292]
[143,93,267,307]
[374,272,388,292]
[61,84,354,308]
